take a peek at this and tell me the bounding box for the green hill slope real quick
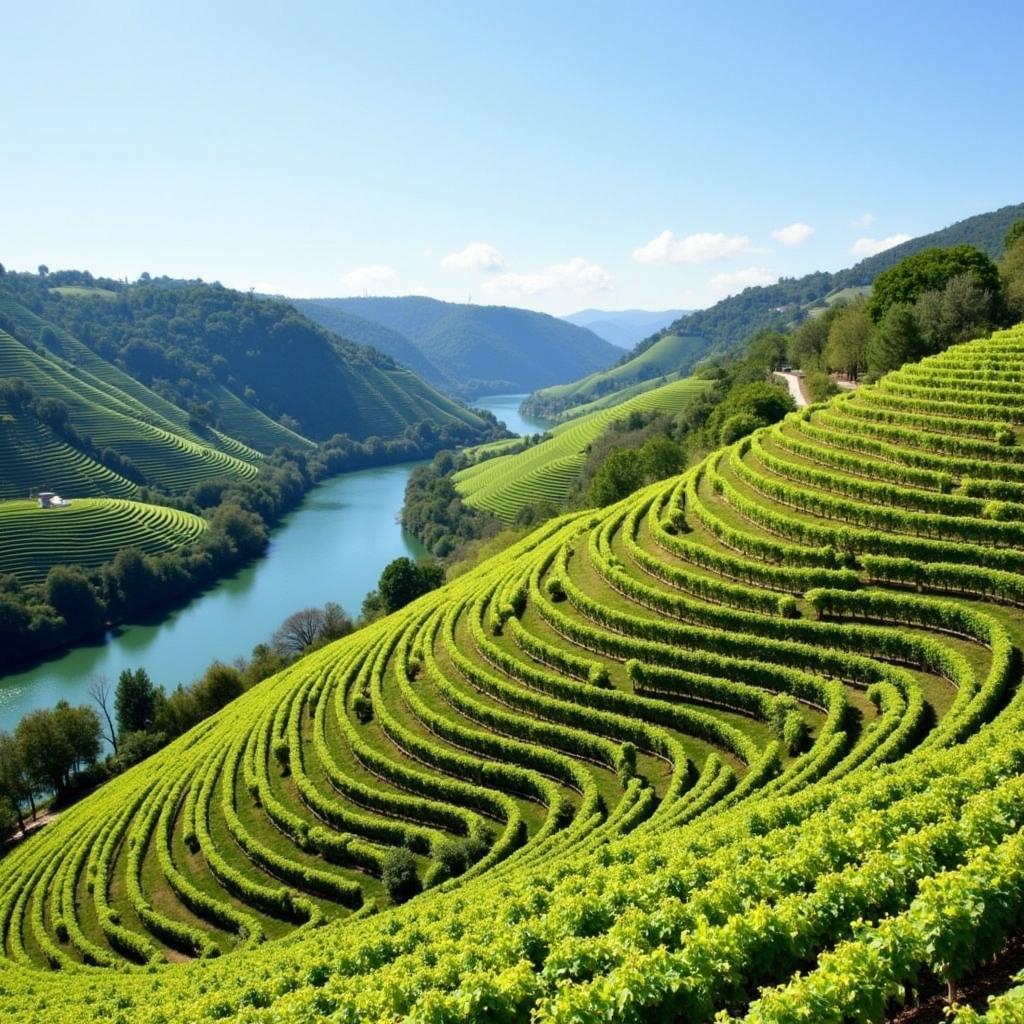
[1,325,1023,1020]
[2,274,488,449]
[0,393,138,500]
[0,498,207,581]
[454,375,713,520]
[287,299,452,390]
[527,201,1024,418]
[526,331,707,417]
[296,295,622,396]
[0,328,260,495]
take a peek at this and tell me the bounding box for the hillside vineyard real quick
[3,329,1024,1022]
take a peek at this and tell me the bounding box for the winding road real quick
[773,371,810,408]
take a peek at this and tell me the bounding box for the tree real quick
[192,662,244,719]
[0,732,35,829]
[320,602,353,644]
[588,449,645,507]
[1005,218,1024,253]
[866,244,1001,323]
[916,273,995,354]
[381,847,421,904]
[14,702,100,796]
[55,702,101,776]
[639,434,683,481]
[376,558,444,615]
[719,412,764,446]
[272,607,326,658]
[868,302,921,375]
[1000,229,1024,323]
[44,565,104,634]
[787,313,832,370]
[115,668,158,736]
[17,708,71,795]
[37,265,49,277]
[88,674,118,753]
[826,302,873,380]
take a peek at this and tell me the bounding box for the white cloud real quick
[771,222,814,246]
[708,266,777,298]
[633,230,750,265]
[343,265,397,293]
[484,257,611,297]
[851,212,876,228]
[851,233,912,257]
[441,241,505,272]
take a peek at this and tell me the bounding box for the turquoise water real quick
[0,462,427,732]
[472,393,549,437]
[0,394,549,733]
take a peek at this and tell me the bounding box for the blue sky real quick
[2,1,1022,315]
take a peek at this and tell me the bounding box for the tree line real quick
[0,419,495,673]
[788,224,1024,389]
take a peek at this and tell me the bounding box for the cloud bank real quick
[485,257,611,297]
[851,233,912,257]
[771,222,814,246]
[633,230,750,265]
[441,241,505,272]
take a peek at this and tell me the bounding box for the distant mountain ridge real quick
[292,295,620,397]
[562,308,690,348]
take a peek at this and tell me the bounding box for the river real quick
[0,393,539,733]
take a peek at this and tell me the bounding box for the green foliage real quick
[381,847,421,904]
[115,668,158,736]
[867,244,1002,323]
[3,324,1024,1024]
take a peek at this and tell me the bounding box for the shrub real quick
[381,847,421,904]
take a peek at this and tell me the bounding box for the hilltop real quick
[293,295,621,397]
[526,201,1024,418]
[1,325,1023,1020]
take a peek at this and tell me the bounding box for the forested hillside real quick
[294,295,621,396]
[3,325,1024,1021]
[1,273,488,447]
[526,202,1024,418]
[282,299,452,391]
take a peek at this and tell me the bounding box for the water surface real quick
[0,462,426,732]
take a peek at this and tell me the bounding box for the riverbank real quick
[0,461,428,733]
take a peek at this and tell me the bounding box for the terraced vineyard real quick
[0,397,139,500]
[528,331,706,415]
[0,329,260,496]
[3,328,1024,1022]
[0,499,208,581]
[454,376,713,520]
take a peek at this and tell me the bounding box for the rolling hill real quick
[281,300,452,390]
[527,201,1024,418]
[0,327,261,498]
[0,499,208,582]
[523,331,708,419]
[1,325,1023,1021]
[453,375,713,520]
[0,274,496,503]
[562,307,689,348]
[3,277,489,447]
[293,295,621,396]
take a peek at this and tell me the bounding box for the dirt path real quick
[8,809,60,844]
[773,371,809,408]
